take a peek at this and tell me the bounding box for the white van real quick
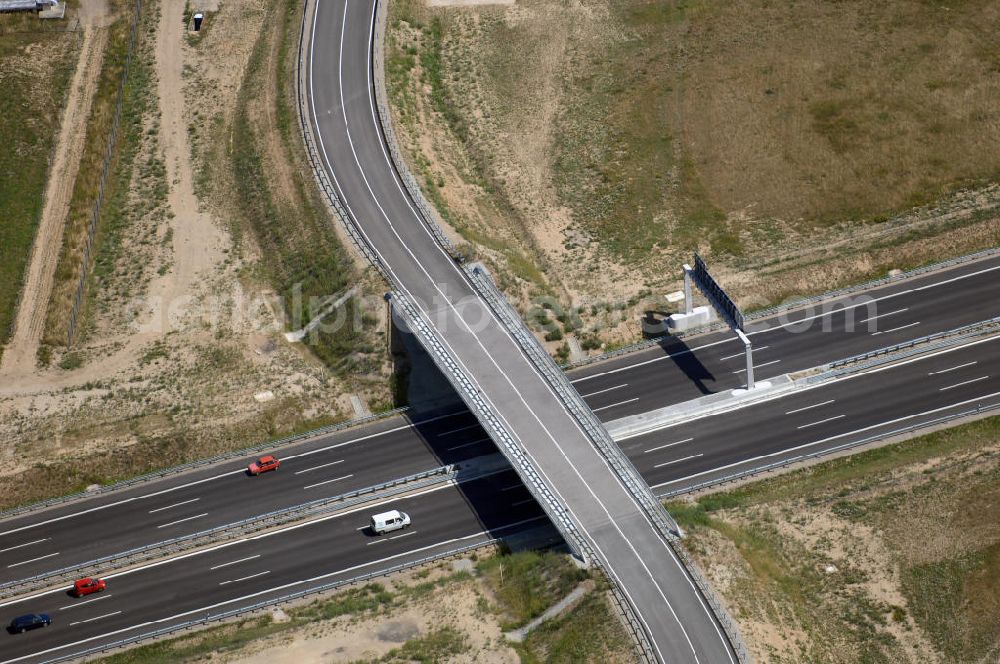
[370,510,410,534]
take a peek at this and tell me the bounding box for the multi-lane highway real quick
[570,253,1000,418]
[307,0,738,660]
[0,471,553,663]
[2,0,998,656]
[0,410,495,585]
[2,327,998,661]
[1,252,998,586]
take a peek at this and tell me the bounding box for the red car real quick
[247,455,280,475]
[72,577,106,597]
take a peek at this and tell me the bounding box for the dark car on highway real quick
[9,613,51,633]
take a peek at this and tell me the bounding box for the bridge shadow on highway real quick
[396,326,564,551]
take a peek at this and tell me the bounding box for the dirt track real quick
[0,4,108,378]
[150,0,226,309]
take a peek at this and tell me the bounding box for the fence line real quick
[66,0,144,346]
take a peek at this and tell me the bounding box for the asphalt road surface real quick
[571,253,1000,419]
[2,0,998,656]
[306,1,739,661]
[3,252,998,585]
[0,471,553,664]
[3,335,998,662]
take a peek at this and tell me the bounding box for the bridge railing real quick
[296,0,592,587]
[465,264,751,663]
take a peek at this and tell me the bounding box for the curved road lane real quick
[307,1,736,661]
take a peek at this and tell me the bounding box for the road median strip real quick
[606,317,1000,442]
[0,462,488,604]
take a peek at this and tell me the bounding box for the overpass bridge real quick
[302,0,742,660]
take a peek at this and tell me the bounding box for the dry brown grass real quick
[386,0,1000,350]
[43,0,132,345]
[669,416,1000,663]
[0,15,79,348]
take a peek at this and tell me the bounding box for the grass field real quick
[0,15,78,349]
[222,0,384,382]
[43,0,143,345]
[386,0,1000,347]
[668,415,1000,662]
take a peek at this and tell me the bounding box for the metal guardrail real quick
[465,265,750,663]
[658,401,1000,499]
[365,3,664,658]
[818,316,1000,374]
[36,538,502,664]
[66,0,145,346]
[0,407,409,523]
[0,464,455,600]
[295,9,609,656]
[296,0,586,561]
[564,246,1000,371]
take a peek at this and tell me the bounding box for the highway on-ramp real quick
[305,0,737,660]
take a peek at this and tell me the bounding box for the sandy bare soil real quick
[150,0,229,313]
[675,425,1000,662]
[387,0,1000,353]
[0,1,109,378]
[0,0,357,496]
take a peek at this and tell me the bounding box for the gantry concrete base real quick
[667,305,716,332]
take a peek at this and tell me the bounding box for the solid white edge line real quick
[652,388,1000,489]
